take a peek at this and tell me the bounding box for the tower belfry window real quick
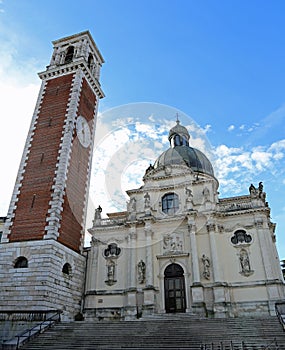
[88,53,94,69]
[65,46,74,63]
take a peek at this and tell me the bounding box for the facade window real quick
[162,193,179,215]
[65,46,74,63]
[62,263,72,275]
[231,230,252,245]
[14,256,28,268]
[104,243,121,258]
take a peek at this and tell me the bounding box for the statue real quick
[137,260,146,284]
[202,254,211,280]
[239,249,251,274]
[185,187,193,210]
[93,205,102,226]
[94,205,102,219]
[106,260,116,285]
[202,187,210,202]
[145,163,154,175]
[249,184,256,196]
[128,197,136,212]
[144,192,150,208]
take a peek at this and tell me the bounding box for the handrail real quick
[12,310,61,349]
[201,338,279,350]
[275,302,285,330]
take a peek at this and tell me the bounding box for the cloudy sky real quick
[0,1,285,256]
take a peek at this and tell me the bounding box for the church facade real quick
[0,31,284,321]
[84,121,284,320]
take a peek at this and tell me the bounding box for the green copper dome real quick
[153,120,214,177]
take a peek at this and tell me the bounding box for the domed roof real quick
[153,120,214,177]
[154,146,214,176]
[168,120,190,142]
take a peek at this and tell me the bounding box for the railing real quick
[95,218,126,226]
[275,302,285,330]
[218,201,253,212]
[201,338,279,350]
[3,310,61,350]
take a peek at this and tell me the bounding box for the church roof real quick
[154,146,214,176]
[153,120,214,177]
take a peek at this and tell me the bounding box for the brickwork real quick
[9,74,74,242]
[59,78,97,252]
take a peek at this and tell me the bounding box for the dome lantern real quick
[154,120,215,177]
[168,118,190,147]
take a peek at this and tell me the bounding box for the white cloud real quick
[227,125,235,131]
[213,137,285,198]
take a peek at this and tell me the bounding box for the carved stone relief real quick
[163,232,183,254]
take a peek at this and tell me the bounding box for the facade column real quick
[255,217,284,314]
[188,219,200,284]
[84,237,100,309]
[143,219,155,315]
[207,219,228,317]
[128,225,137,288]
[125,224,138,320]
[207,221,222,282]
[188,216,205,314]
[145,224,154,287]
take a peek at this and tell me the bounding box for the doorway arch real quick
[164,263,186,313]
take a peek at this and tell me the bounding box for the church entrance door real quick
[164,263,186,313]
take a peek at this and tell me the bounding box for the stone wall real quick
[0,240,86,321]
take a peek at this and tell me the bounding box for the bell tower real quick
[0,31,104,319]
[2,31,104,252]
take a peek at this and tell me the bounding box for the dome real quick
[153,120,214,177]
[168,120,190,142]
[154,146,214,176]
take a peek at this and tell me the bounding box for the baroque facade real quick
[0,31,284,321]
[85,121,284,320]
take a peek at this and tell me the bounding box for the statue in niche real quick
[144,192,151,215]
[137,260,146,284]
[163,233,183,254]
[202,254,211,280]
[144,192,150,208]
[185,187,193,210]
[106,260,116,285]
[203,187,210,202]
[239,249,251,275]
[128,197,136,212]
[127,197,137,220]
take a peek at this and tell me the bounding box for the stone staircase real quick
[21,315,285,350]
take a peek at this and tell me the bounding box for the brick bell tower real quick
[0,31,104,319]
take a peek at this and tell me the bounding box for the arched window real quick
[87,53,94,69]
[65,46,74,63]
[62,263,72,275]
[162,193,179,215]
[14,256,28,268]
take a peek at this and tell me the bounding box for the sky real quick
[0,1,285,256]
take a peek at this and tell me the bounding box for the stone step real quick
[21,316,285,350]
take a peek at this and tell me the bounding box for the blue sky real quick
[0,1,285,256]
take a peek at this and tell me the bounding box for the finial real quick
[176,113,180,124]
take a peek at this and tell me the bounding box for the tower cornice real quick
[38,59,104,99]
